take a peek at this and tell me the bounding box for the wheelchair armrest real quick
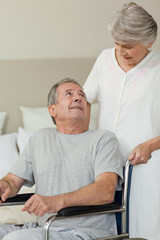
[44,202,125,240]
[57,202,122,217]
[0,193,34,206]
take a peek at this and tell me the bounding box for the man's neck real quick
[56,121,88,135]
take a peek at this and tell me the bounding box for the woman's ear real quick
[147,42,153,49]
[48,105,56,118]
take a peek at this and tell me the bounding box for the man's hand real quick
[0,174,26,204]
[22,194,62,217]
[0,180,11,203]
[128,142,152,165]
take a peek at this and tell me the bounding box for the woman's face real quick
[115,42,152,67]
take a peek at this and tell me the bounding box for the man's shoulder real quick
[88,129,117,140]
[31,128,117,144]
[31,127,57,139]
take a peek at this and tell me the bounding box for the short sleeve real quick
[9,137,35,187]
[94,131,123,182]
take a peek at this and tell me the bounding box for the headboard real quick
[0,58,95,134]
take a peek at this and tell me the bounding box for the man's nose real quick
[75,97,81,102]
[74,94,81,102]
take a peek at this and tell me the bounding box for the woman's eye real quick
[125,46,133,49]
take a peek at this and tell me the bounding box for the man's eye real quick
[80,94,84,97]
[66,92,72,96]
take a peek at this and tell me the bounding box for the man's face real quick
[51,82,88,124]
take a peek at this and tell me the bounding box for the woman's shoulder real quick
[150,50,160,62]
[98,48,114,58]
[94,48,115,66]
[145,51,160,71]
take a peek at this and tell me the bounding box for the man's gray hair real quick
[48,78,82,125]
[108,2,158,45]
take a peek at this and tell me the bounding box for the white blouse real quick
[84,48,160,160]
[84,48,160,239]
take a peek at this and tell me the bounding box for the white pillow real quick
[89,103,99,130]
[0,133,19,179]
[0,185,36,224]
[20,106,54,131]
[0,112,6,135]
[0,133,36,224]
[0,205,37,224]
[17,127,33,154]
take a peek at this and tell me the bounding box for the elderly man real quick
[0,78,123,240]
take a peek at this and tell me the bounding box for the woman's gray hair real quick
[108,2,158,45]
[48,78,82,124]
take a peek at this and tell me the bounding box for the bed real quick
[0,58,99,224]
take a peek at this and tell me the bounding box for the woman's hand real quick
[128,136,160,165]
[128,142,152,165]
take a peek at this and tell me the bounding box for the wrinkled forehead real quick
[58,82,84,93]
[55,82,86,102]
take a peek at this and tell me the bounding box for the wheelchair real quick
[0,160,133,240]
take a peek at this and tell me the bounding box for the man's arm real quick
[22,172,118,217]
[0,173,26,203]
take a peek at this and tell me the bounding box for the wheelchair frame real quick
[0,160,132,240]
[44,160,132,240]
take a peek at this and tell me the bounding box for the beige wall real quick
[0,58,95,133]
[0,0,159,133]
[0,0,159,59]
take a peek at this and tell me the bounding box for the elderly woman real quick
[83,2,160,240]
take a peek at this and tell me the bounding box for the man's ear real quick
[48,105,56,118]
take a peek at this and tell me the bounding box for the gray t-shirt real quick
[10,128,123,239]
